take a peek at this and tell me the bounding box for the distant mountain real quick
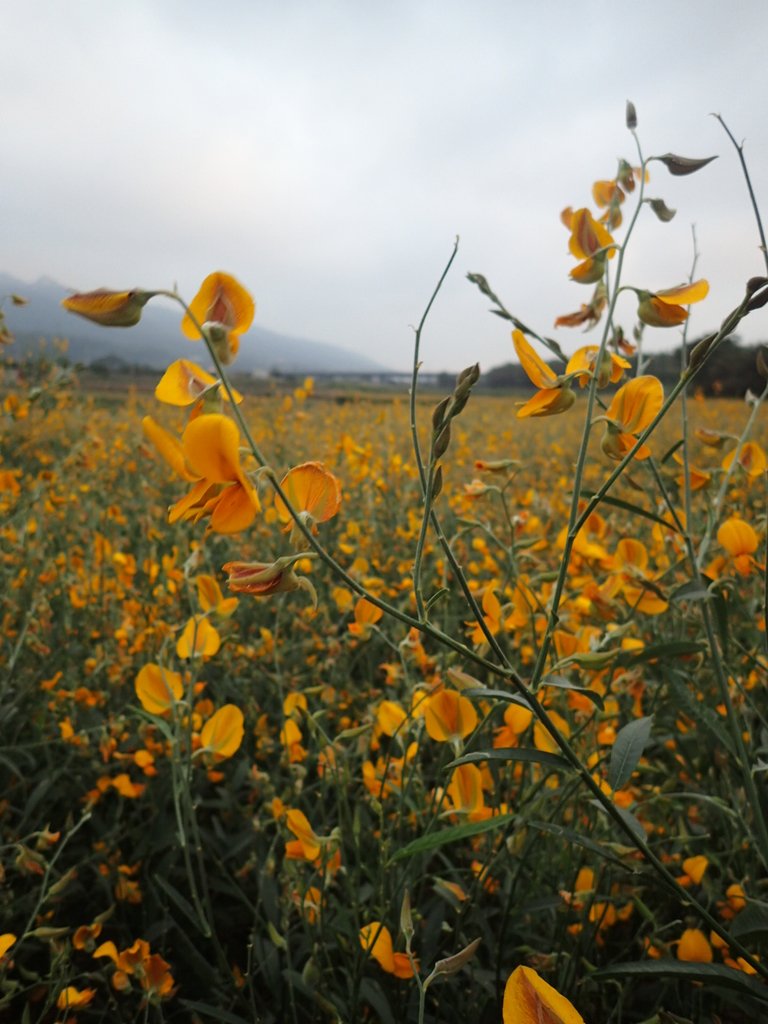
[0,273,389,374]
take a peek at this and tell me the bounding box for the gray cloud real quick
[2,0,767,371]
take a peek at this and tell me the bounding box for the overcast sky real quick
[3,1,768,372]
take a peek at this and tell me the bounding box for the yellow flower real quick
[155,359,242,407]
[274,461,342,534]
[677,927,713,963]
[503,965,585,1024]
[637,279,709,327]
[181,272,255,363]
[176,615,221,659]
[512,330,575,419]
[200,704,244,761]
[717,517,759,575]
[57,986,97,1010]
[135,663,183,715]
[423,688,478,743]
[722,441,766,478]
[566,345,630,388]
[170,414,261,534]
[568,208,616,261]
[601,376,663,461]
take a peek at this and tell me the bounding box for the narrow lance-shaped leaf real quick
[609,715,654,791]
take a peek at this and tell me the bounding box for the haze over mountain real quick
[1,273,389,375]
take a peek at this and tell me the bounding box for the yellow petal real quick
[516,387,575,419]
[181,272,255,340]
[568,208,615,260]
[423,689,478,743]
[678,928,713,963]
[142,416,198,481]
[717,517,758,557]
[503,965,585,1024]
[654,279,709,305]
[200,704,244,761]
[209,481,260,533]
[606,376,663,434]
[155,359,241,406]
[135,663,183,715]
[176,616,221,659]
[360,923,396,973]
[274,462,342,525]
[183,414,243,483]
[722,441,767,478]
[683,855,709,884]
[512,330,557,389]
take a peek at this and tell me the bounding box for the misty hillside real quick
[0,273,389,374]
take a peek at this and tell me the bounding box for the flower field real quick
[2,108,768,1024]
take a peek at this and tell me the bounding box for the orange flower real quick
[359,922,417,978]
[717,517,759,575]
[637,279,709,328]
[274,462,342,535]
[348,596,383,637]
[62,288,156,327]
[222,554,317,606]
[601,376,663,461]
[285,809,321,860]
[503,965,584,1024]
[181,272,255,363]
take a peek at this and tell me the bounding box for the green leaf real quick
[541,674,605,710]
[466,687,533,709]
[579,490,680,532]
[670,579,712,603]
[359,979,396,1024]
[447,748,569,771]
[389,813,514,862]
[609,716,654,791]
[668,673,735,756]
[592,960,768,1003]
[590,800,646,843]
[527,820,635,871]
[178,1001,254,1023]
[154,874,207,934]
[730,901,768,939]
[618,641,703,666]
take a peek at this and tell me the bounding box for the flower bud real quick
[62,288,156,327]
[432,937,481,977]
[625,100,637,130]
